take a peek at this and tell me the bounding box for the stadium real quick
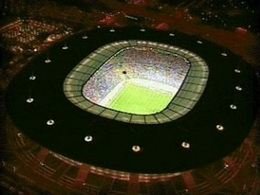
[0,0,260,195]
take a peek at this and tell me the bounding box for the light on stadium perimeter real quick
[62,45,69,50]
[230,104,237,110]
[216,125,224,131]
[26,97,34,103]
[224,162,229,169]
[44,58,51,63]
[196,40,203,44]
[63,40,209,124]
[234,69,241,73]
[221,52,228,57]
[84,135,93,142]
[82,35,88,39]
[46,119,55,126]
[29,75,36,80]
[181,142,190,149]
[132,145,141,152]
[235,86,243,91]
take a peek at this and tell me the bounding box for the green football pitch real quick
[109,83,173,115]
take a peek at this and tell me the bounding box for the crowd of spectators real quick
[83,46,190,104]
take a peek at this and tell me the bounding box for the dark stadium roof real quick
[6,27,257,174]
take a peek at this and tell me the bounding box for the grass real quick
[109,82,173,115]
